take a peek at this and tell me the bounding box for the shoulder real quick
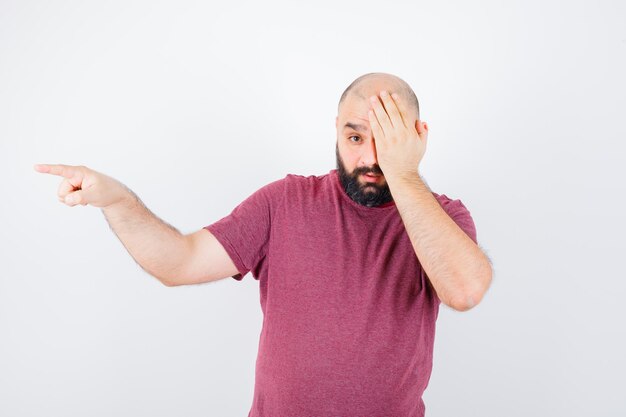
[240,174,290,209]
[251,174,289,196]
[253,171,328,204]
[431,192,472,217]
[284,171,332,191]
[285,171,331,183]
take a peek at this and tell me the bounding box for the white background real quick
[2,0,625,416]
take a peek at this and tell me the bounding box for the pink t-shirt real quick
[204,168,477,417]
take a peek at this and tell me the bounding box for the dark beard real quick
[335,144,393,207]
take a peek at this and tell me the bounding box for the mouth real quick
[361,173,382,182]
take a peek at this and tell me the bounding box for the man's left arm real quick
[387,173,491,311]
[368,90,492,312]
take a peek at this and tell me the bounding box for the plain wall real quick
[1,0,625,415]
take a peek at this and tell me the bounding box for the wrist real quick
[385,169,422,187]
[102,188,138,215]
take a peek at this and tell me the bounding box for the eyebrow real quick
[343,122,369,132]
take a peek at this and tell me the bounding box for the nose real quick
[359,137,378,168]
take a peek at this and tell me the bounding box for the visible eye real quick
[348,135,361,143]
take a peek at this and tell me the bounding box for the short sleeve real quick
[437,194,478,244]
[203,177,286,281]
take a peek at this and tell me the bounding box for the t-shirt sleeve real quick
[438,194,477,244]
[203,177,286,281]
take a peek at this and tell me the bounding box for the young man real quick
[35,72,492,417]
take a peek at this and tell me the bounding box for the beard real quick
[335,144,394,207]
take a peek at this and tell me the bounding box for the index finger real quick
[33,164,80,178]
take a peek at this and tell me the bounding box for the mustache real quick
[352,166,384,176]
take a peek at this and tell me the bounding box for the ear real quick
[415,119,428,133]
[335,116,338,129]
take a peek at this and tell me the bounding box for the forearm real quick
[386,172,491,311]
[101,187,189,285]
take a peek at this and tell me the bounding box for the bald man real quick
[35,72,492,417]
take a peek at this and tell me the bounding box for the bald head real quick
[337,72,420,120]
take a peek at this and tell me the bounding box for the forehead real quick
[339,99,370,130]
[338,92,372,127]
[338,81,408,131]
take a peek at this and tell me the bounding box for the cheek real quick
[339,148,359,166]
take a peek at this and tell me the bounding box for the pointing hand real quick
[34,164,131,208]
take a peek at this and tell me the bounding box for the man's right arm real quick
[101,190,239,286]
[34,163,238,287]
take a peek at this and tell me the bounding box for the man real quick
[35,72,492,417]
